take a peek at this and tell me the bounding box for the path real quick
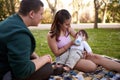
[29,23,120,30]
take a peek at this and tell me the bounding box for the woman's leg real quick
[86,54,120,73]
[74,59,97,72]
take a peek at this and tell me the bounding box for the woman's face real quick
[62,18,71,29]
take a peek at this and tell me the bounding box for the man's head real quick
[18,0,44,16]
[18,0,44,26]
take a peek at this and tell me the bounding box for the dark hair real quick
[78,29,88,40]
[50,9,71,41]
[18,0,44,16]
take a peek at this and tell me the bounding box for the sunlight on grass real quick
[30,28,120,59]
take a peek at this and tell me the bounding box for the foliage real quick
[46,0,57,19]
[0,0,20,21]
[0,0,120,23]
[41,9,53,24]
[30,28,120,60]
[0,0,7,21]
[106,0,120,23]
[99,0,120,23]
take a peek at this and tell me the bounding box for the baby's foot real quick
[63,66,71,72]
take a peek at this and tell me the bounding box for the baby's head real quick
[77,29,88,40]
[74,29,88,45]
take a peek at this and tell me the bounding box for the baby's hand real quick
[86,53,94,57]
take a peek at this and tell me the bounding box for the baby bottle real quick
[74,36,82,46]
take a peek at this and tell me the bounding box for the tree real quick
[46,0,57,19]
[94,0,103,28]
[70,0,81,23]
[41,9,53,24]
[101,0,108,23]
[0,0,20,21]
[0,0,6,21]
[106,0,120,23]
[99,0,120,23]
[69,0,92,23]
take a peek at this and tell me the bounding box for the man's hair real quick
[18,0,44,16]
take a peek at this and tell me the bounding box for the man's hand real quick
[31,52,40,59]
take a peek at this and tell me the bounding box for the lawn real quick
[30,28,120,60]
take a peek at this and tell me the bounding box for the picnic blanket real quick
[49,56,120,80]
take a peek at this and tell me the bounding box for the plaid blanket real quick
[49,56,120,80]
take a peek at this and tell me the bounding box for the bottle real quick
[74,36,82,46]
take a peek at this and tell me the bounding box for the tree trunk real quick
[102,2,107,23]
[10,0,15,14]
[94,0,98,29]
[46,0,57,19]
[94,9,98,28]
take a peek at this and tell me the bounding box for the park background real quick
[0,0,120,59]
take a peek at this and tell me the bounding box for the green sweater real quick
[0,14,35,79]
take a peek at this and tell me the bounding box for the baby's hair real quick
[78,29,88,40]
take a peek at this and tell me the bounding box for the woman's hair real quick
[78,29,88,40]
[50,9,71,41]
[18,0,44,16]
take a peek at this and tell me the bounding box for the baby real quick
[55,29,93,72]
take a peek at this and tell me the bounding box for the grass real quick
[30,28,120,60]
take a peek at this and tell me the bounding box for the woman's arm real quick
[47,32,73,57]
[68,27,77,38]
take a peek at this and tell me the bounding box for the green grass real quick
[30,28,120,60]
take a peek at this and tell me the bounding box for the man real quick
[0,0,53,80]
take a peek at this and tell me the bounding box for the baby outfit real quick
[56,33,92,69]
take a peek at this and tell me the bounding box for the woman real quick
[47,9,120,73]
